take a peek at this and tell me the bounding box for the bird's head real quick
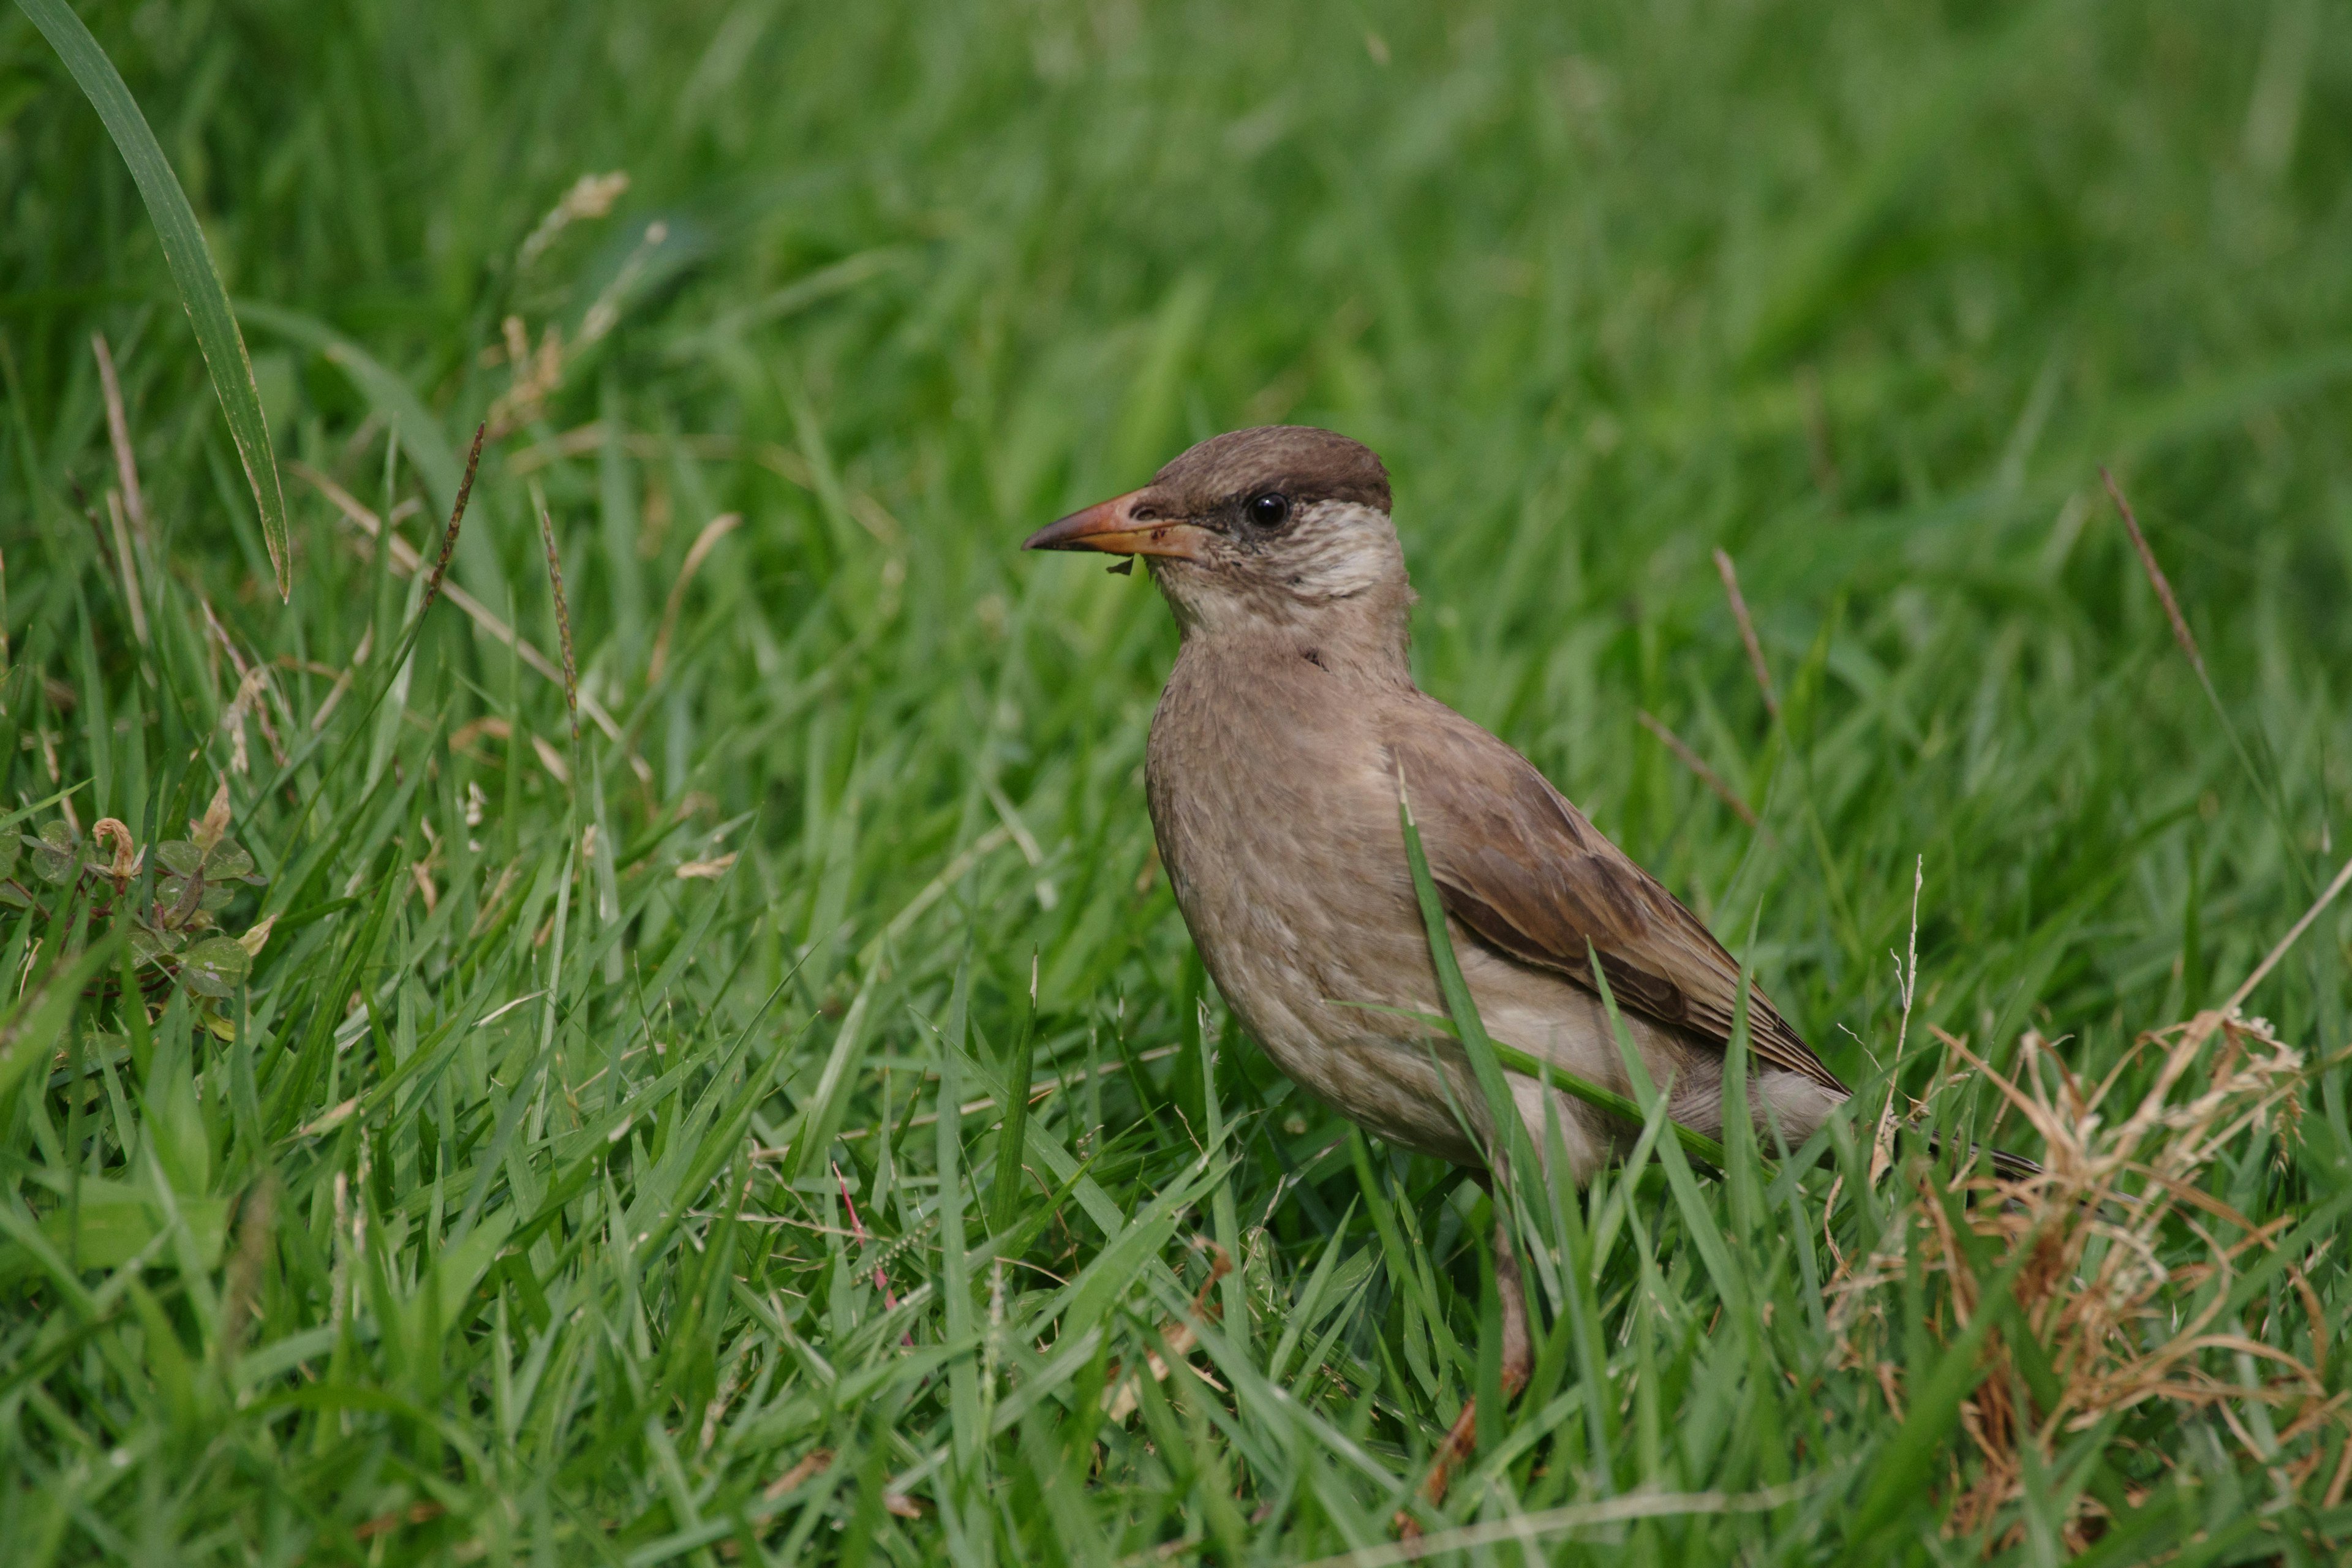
[1023,426,1412,646]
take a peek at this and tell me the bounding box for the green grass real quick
[4,0,2352,1561]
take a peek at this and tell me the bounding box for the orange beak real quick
[1021,490,1211,562]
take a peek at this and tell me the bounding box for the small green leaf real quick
[176,935,252,998]
[129,927,183,965]
[30,823,77,884]
[202,840,254,881]
[154,840,203,878]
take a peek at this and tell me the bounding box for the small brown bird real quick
[1024,426,1850,1507]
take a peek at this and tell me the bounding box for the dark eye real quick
[1247,493,1292,529]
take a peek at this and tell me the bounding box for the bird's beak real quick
[1021,490,1210,562]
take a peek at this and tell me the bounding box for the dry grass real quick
[1832,870,2352,1552]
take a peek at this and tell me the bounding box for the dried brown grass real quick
[1830,984,2345,1553]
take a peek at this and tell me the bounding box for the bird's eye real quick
[1247,493,1292,530]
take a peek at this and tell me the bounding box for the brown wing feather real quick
[1391,712,1847,1095]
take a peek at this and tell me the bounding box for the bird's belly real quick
[1153,825,1624,1169]
[1158,817,1743,1176]
[1147,783,1479,1158]
[1259,1025,1490,1166]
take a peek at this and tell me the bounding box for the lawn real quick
[2,1,2350,1561]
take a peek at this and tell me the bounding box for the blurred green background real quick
[3,0,2350,1561]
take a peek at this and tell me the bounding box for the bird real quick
[1021,426,1931,1517]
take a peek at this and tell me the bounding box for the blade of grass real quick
[19,0,290,596]
[1588,947,1746,1315]
[986,956,1038,1237]
[234,301,463,520]
[1394,777,1550,1219]
[2103,466,2312,894]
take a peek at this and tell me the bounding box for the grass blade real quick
[18,0,290,597]
[233,301,464,517]
[987,957,1038,1237]
[1395,778,1547,1210]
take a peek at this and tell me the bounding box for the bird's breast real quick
[1145,657,1410,997]
[1142,654,1483,1150]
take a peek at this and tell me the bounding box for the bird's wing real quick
[1390,712,1846,1094]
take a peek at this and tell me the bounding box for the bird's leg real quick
[1400,1215,1532,1531]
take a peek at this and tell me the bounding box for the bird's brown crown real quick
[1144,426,1390,520]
